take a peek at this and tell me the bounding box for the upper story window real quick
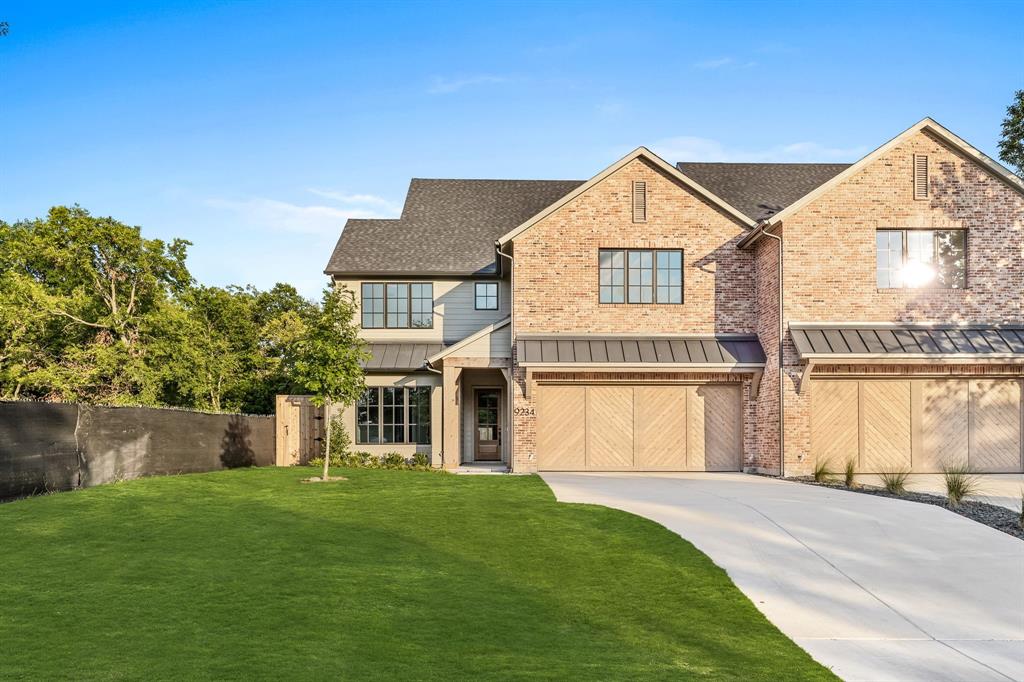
[475,282,499,310]
[876,229,966,289]
[599,249,683,304]
[361,282,433,328]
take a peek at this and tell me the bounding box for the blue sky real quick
[3,1,1019,298]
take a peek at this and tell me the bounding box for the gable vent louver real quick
[913,154,929,199]
[632,180,647,223]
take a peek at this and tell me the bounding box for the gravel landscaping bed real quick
[790,478,1024,540]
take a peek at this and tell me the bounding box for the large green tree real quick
[999,89,1024,178]
[1,206,320,413]
[289,286,368,481]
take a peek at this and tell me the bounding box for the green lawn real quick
[0,468,834,680]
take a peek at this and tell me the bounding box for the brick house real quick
[325,118,1024,475]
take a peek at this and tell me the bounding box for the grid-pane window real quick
[876,229,966,289]
[935,230,966,289]
[599,250,625,303]
[656,250,682,303]
[600,249,682,304]
[410,283,433,328]
[475,282,498,310]
[385,284,409,328]
[628,250,654,303]
[381,387,405,444]
[356,388,380,444]
[876,231,903,288]
[408,386,432,444]
[361,283,385,328]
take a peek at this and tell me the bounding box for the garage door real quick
[811,378,1024,473]
[536,384,742,471]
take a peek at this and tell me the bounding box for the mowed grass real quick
[0,468,834,680]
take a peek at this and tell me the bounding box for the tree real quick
[999,89,1024,179]
[289,285,368,480]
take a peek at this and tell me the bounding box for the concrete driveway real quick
[541,472,1024,681]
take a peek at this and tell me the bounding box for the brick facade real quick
[510,158,757,472]
[757,129,1024,476]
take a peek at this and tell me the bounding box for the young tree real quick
[289,285,368,481]
[999,89,1024,179]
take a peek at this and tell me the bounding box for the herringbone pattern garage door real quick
[970,380,1023,472]
[811,378,1023,473]
[535,383,742,471]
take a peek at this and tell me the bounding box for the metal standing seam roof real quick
[363,343,446,371]
[516,336,766,365]
[790,325,1024,358]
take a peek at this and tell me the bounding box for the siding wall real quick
[335,278,511,345]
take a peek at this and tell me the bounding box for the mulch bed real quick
[790,477,1024,540]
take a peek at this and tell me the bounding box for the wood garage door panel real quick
[861,380,912,472]
[918,380,969,471]
[688,385,742,471]
[586,386,635,469]
[537,386,586,470]
[969,380,1022,472]
[635,386,687,470]
[811,381,859,468]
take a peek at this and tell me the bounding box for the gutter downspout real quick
[495,242,515,472]
[759,224,785,478]
[423,361,445,469]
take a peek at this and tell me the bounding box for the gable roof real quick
[497,147,757,247]
[738,117,1024,248]
[325,179,583,276]
[676,163,851,221]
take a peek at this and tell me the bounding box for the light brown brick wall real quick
[768,129,1024,475]
[510,158,757,471]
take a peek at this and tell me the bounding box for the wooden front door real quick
[475,389,501,461]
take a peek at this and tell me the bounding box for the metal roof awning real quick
[790,323,1024,363]
[517,335,766,367]
[363,343,446,372]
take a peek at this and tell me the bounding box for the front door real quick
[475,389,501,461]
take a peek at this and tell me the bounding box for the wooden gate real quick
[274,395,323,466]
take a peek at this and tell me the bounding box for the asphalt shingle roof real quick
[325,162,855,276]
[325,179,584,276]
[676,162,851,221]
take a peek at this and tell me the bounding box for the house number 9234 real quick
[513,407,535,417]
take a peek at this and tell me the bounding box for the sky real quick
[2,1,1020,298]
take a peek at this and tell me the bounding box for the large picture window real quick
[356,386,432,445]
[599,249,683,304]
[876,229,966,289]
[361,282,433,328]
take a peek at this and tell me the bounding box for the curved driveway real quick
[541,472,1024,681]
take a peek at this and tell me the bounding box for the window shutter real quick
[913,154,928,199]
[632,180,647,222]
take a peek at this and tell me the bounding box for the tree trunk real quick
[322,397,332,481]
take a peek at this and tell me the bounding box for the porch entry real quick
[474,388,502,461]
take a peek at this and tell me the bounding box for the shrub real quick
[942,465,981,509]
[843,460,856,488]
[320,415,351,463]
[412,453,430,469]
[381,452,406,469]
[812,458,834,483]
[878,468,911,495]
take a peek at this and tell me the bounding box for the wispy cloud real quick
[650,136,868,163]
[205,190,399,237]
[306,188,402,213]
[427,74,510,94]
[692,57,757,70]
